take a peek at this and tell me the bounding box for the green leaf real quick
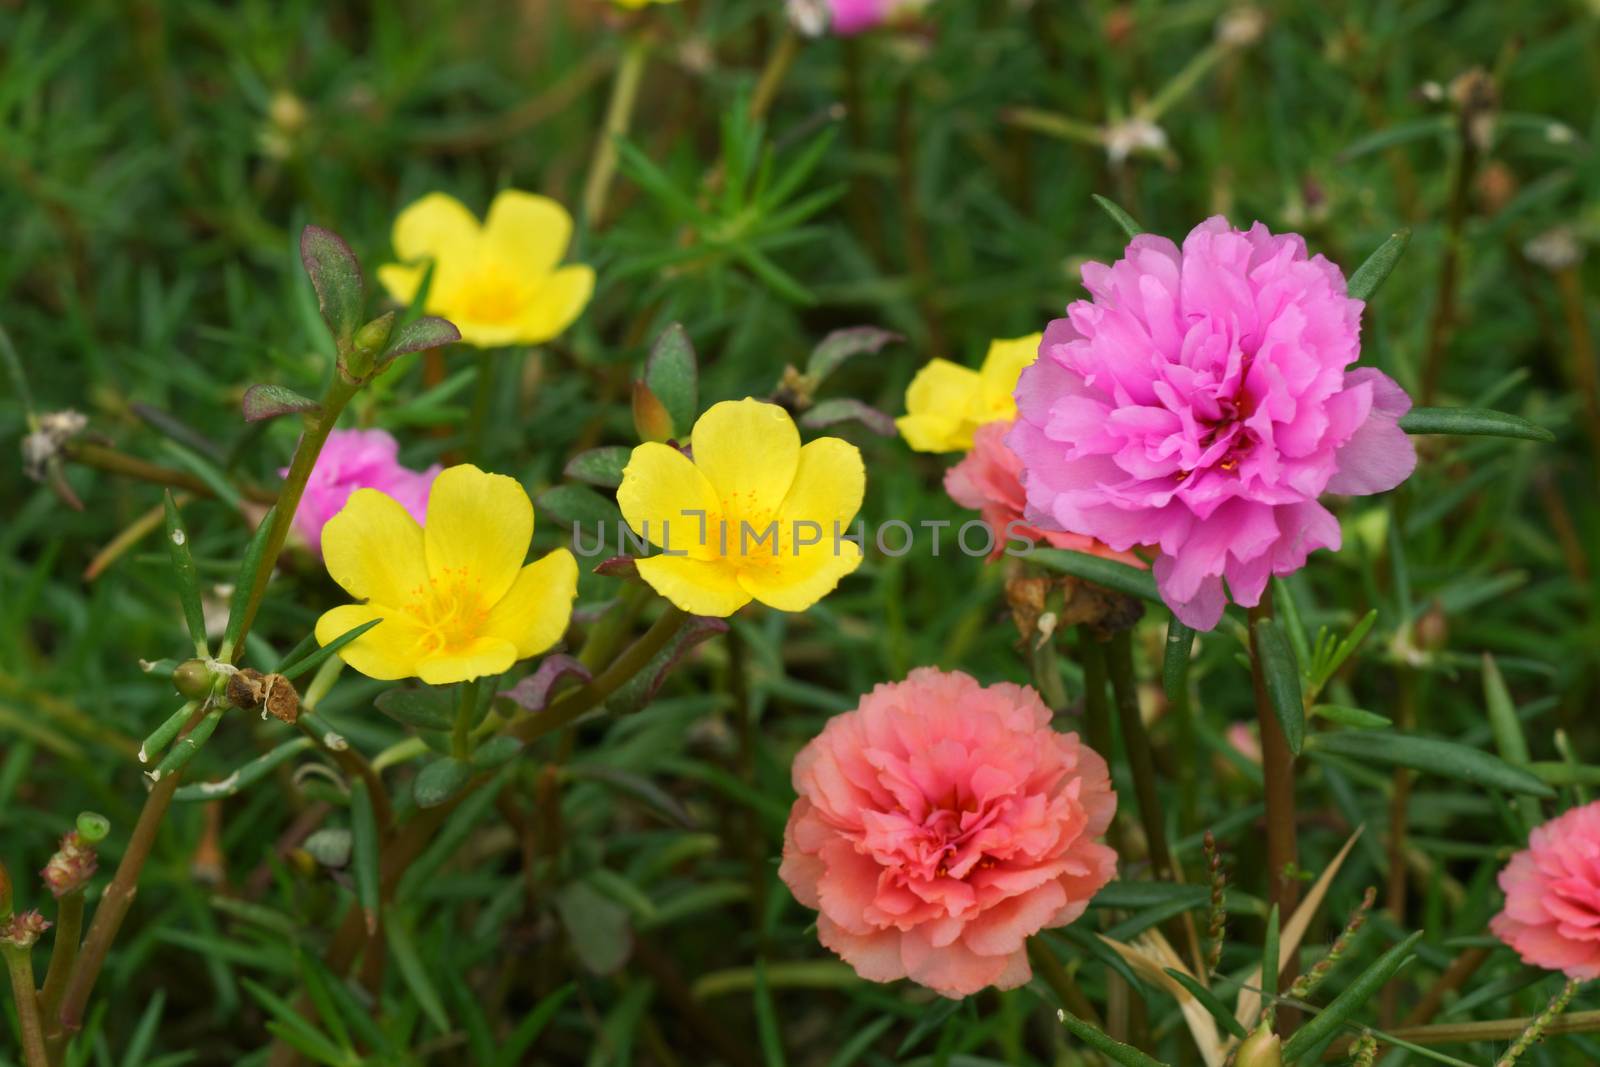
[495,984,574,1067]
[1260,904,1281,1012]
[644,323,698,435]
[1399,407,1554,442]
[1025,547,1160,602]
[414,757,472,808]
[566,765,696,828]
[1162,968,1249,1040]
[299,226,365,347]
[1162,617,1195,703]
[173,737,314,801]
[804,326,902,383]
[1308,731,1555,797]
[535,484,623,531]
[1055,1010,1166,1067]
[1091,194,1143,239]
[752,959,789,1067]
[1091,881,1210,910]
[1281,931,1423,1063]
[1253,619,1305,755]
[1309,705,1392,730]
[470,735,523,772]
[1345,229,1411,301]
[798,398,895,437]
[241,384,321,423]
[555,880,633,975]
[162,492,208,654]
[385,915,451,1033]
[349,779,380,936]
[381,315,460,361]
[564,446,631,490]
[221,504,278,659]
[375,686,454,731]
[281,617,382,682]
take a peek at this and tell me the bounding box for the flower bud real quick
[632,381,676,443]
[1235,1023,1283,1067]
[173,658,214,701]
[41,830,99,898]
[76,812,110,844]
[0,910,50,949]
[339,311,396,384]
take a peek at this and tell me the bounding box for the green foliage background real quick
[1,0,1598,1064]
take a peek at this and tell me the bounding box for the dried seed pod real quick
[226,667,266,710]
[260,672,300,725]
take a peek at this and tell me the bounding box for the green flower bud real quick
[341,311,396,383]
[76,812,110,844]
[173,658,213,701]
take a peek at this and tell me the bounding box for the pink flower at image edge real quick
[1010,217,1417,630]
[1492,801,1600,980]
[779,667,1118,998]
[828,0,920,34]
[288,429,440,556]
[945,420,1146,565]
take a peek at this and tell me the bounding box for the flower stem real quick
[54,372,360,1038]
[453,678,480,760]
[1106,629,1206,980]
[1248,598,1300,1019]
[511,606,688,743]
[1026,938,1103,1028]
[582,33,650,229]
[465,351,495,463]
[748,29,800,122]
[36,892,82,1024]
[1105,630,1174,879]
[63,442,277,505]
[3,946,48,1067]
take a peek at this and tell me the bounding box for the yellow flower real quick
[314,465,578,685]
[617,400,865,617]
[611,0,680,6]
[894,333,1042,452]
[377,190,595,349]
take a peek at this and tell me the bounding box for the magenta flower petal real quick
[1013,217,1416,629]
[288,429,441,556]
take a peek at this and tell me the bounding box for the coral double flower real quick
[378,190,594,349]
[315,465,577,685]
[780,667,1118,998]
[617,399,864,617]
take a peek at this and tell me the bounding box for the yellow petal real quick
[690,399,800,521]
[636,555,752,617]
[484,549,579,658]
[777,437,865,529]
[321,488,430,605]
[424,465,532,604]
[978,334,1040,422]
[512,265,594,345]
[617,443,723,561]
[900,359,982,452]
[315,603,430,682]
[392,192,481,265]
[376,263,426,309]
[738,539,863,613]
[482,190,573,279]
[417,636,520,686]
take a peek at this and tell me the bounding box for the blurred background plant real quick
[1,0,1597,1064]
